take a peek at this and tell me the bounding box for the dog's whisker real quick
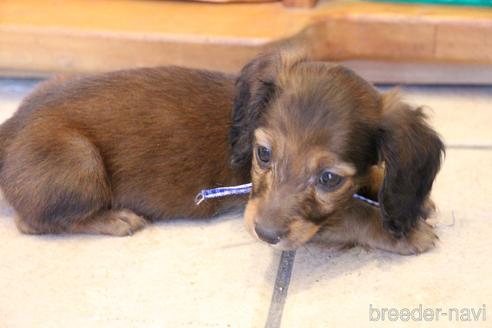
[301,244,315,258]
[433,209,457,229]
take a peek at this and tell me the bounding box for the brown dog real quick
[0,51,444,254]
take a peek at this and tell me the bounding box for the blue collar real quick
[195,183,380,207]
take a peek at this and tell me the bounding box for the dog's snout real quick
[254,223,287,245]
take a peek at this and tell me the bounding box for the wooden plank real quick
[0,27,261,74]
[275,17,492,64]
[1,0,492,83]
[0,0,311,40]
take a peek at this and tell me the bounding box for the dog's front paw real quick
[111,210,147,236]
[392,220,438,255]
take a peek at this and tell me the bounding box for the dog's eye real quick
[257,146,271,164]
[319,170,343,191]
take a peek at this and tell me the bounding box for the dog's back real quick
[0,67,246,235]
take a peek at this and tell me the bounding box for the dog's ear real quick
[229,53,278,169]
[229,51,306,169]
[377,92,445,237]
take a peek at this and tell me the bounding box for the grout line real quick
[264,250,296,328]
[446,144,492,150]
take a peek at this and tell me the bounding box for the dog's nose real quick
[254,224,287,245]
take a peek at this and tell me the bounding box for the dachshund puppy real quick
[233,52,444,254]
[0,51,444,254]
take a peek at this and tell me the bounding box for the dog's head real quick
[230,51,444,250]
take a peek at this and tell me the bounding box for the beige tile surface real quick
[0,209,279,328]
[0,80,491,328]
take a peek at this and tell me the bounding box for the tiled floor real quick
[0,79,491,328]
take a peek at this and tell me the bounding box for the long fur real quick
[0,51,445,254]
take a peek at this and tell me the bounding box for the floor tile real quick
[0,210,279,328]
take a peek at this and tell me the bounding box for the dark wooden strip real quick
[264,250,296,328]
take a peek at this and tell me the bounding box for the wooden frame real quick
[1,0,492,83]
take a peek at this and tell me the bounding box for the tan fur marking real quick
[243,199,259,238]
[254,128,272,147]
[281,219,320,249]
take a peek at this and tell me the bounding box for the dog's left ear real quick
[377,93,445,237]
[229,51,306,169]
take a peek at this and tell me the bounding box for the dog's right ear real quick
[229,51,306,169]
